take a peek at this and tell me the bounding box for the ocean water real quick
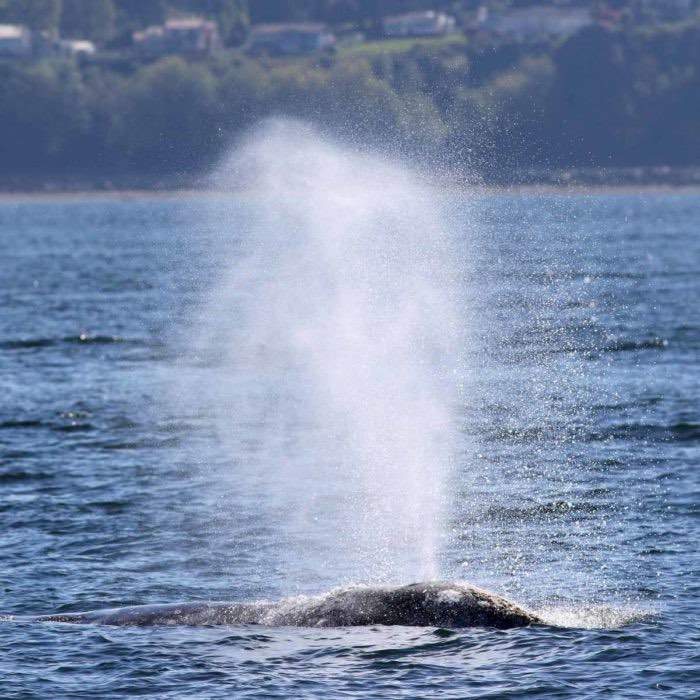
[0,191,697,698]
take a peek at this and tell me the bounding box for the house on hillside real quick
[476,5,592,42]
[382,11,456,38]
[0,24,95,60]
[133,17,222,57]
[59,39,96,58]
[245,23,335,56]
[0,24,32,58]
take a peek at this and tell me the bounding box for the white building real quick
[0,24,32,58]
[382,11,456,38]
[59,39,96,57]
[479,6,592,41]
[133,17,222,56]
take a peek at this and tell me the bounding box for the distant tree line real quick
[0,19,699,178]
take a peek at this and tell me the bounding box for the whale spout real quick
[24,582,542,629]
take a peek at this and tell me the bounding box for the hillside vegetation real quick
[1,0,699,181]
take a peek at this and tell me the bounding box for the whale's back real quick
[25,582,541,629]
[264,582,540,628]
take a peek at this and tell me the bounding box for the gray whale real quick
[25,582,541,629]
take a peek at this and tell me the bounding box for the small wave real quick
[51,423,96,433]
[668,421,700,440]
[583,337,669,354]
[63,334,137,346]
[604,337,669,352]
[502,336,670,361]
[536,604,654,629]
[0,420,43,430]
[0,470,51,484]
[546,337,668,356]
[480,499,604,523]
[0,338,56,350]
[80,436,181,451]
[0,334,154,350]
[589,422,700,443]
[483,420,700,445]
[0,417,106,435]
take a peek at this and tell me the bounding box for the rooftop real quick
[165,17,216,30]
[61,39,96,52]
[0,24,27,40]
[384,11,446,22]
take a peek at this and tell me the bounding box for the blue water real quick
[0,192,697,698]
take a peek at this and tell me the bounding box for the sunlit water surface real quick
[0,191,697,698]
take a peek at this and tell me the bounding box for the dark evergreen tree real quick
[5,0,62,31]
[60,0,115,42]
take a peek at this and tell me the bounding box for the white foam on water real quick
[536,603,654,629]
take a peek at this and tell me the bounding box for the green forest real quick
[1,0,699,183]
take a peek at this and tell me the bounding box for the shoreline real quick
[1,182,700,202]
[2,166,700,200]
[0,163,700,197]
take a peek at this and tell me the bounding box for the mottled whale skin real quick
[25,582,542,629]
